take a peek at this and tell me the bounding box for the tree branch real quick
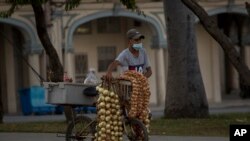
[0,4,17,18]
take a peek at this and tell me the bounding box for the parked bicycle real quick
[66,79,148,141]
[44,79,149,141]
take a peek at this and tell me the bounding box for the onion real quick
[105,116,111,121]
[98,109,106,115]
[105,96,111,102]
[98,88,104,93]
[105,110,111,115]
[99,115,105,121]
[105,103,111,108]
[99,102,105,108]
[98,122,106,128]
[110,92,115,97]
[113,121,117,126]
[101,133,106,138]
[106,129,111,133]
[112,115,118,120]
[106,124,111,129]
[101,127,106,132]
[103,89,109,95]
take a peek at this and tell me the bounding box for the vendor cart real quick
[43,82,98,106]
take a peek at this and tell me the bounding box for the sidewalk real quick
[150,98,250,112]
[3,99,250,123]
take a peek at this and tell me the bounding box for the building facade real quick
[0,0,249,114]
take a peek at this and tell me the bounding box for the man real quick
[105,28,152,80]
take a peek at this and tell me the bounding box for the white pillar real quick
[5,33,17,114]
[155,48,166,105]
[211,40,222,102]
[46,4,63,63]
[28,54,41,86]
[65,51,75,82]
[244,45,250,68]
[50,18,63,63]
[164,48,168,105]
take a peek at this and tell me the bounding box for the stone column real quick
[64,50,75,82]
[46,4,64,64]
[28,53,41,86]
[5,29,17,114]
[211,40,222,102]
[50,17,63,63]
[244,45,250,68]
[155,48,166,106]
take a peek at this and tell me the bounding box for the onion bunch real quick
[120,71,151,131]
[95,84,123,141]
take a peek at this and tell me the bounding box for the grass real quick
[0,113,250,137]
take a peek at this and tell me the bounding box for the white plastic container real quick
[43,82,97,106]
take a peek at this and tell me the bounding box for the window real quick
[74,22,92,34]
[75,54,88,82]
[97,46,116,72]
[97,17,121,33]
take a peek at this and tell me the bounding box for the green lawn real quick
[0,113,250,137]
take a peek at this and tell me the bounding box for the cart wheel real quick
[124,118,149,141]
[66,116,96,141]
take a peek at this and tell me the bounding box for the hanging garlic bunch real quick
[95,84,123,141]
[120,70,151,131]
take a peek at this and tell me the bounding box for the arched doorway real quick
[216,13,250,99]
[65,11,167,105]
[0,23,28,114]
[0,18,41,114]
[195,7,250,102]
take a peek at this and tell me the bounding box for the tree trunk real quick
[31,4,63,82]
[182,0,250,85]
[163,0,209,118]
[31,4,73,122]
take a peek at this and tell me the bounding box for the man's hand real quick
[104,71,113,82]
[104,60,120,81]
[144,67,152,78]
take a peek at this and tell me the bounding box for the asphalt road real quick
[0,133,228,141]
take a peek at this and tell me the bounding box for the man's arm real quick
[105,60,121,80]
[144,67,152,78]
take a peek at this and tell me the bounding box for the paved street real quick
[1,98,250,141]
[0,133,228,141]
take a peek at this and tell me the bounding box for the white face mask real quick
[132,43,143,51]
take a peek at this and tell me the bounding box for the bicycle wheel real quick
[66,116,96,141]
[124,118,149,141]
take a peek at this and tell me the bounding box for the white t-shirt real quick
[115,48,150,74]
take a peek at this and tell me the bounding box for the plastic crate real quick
[19,86,56,115]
